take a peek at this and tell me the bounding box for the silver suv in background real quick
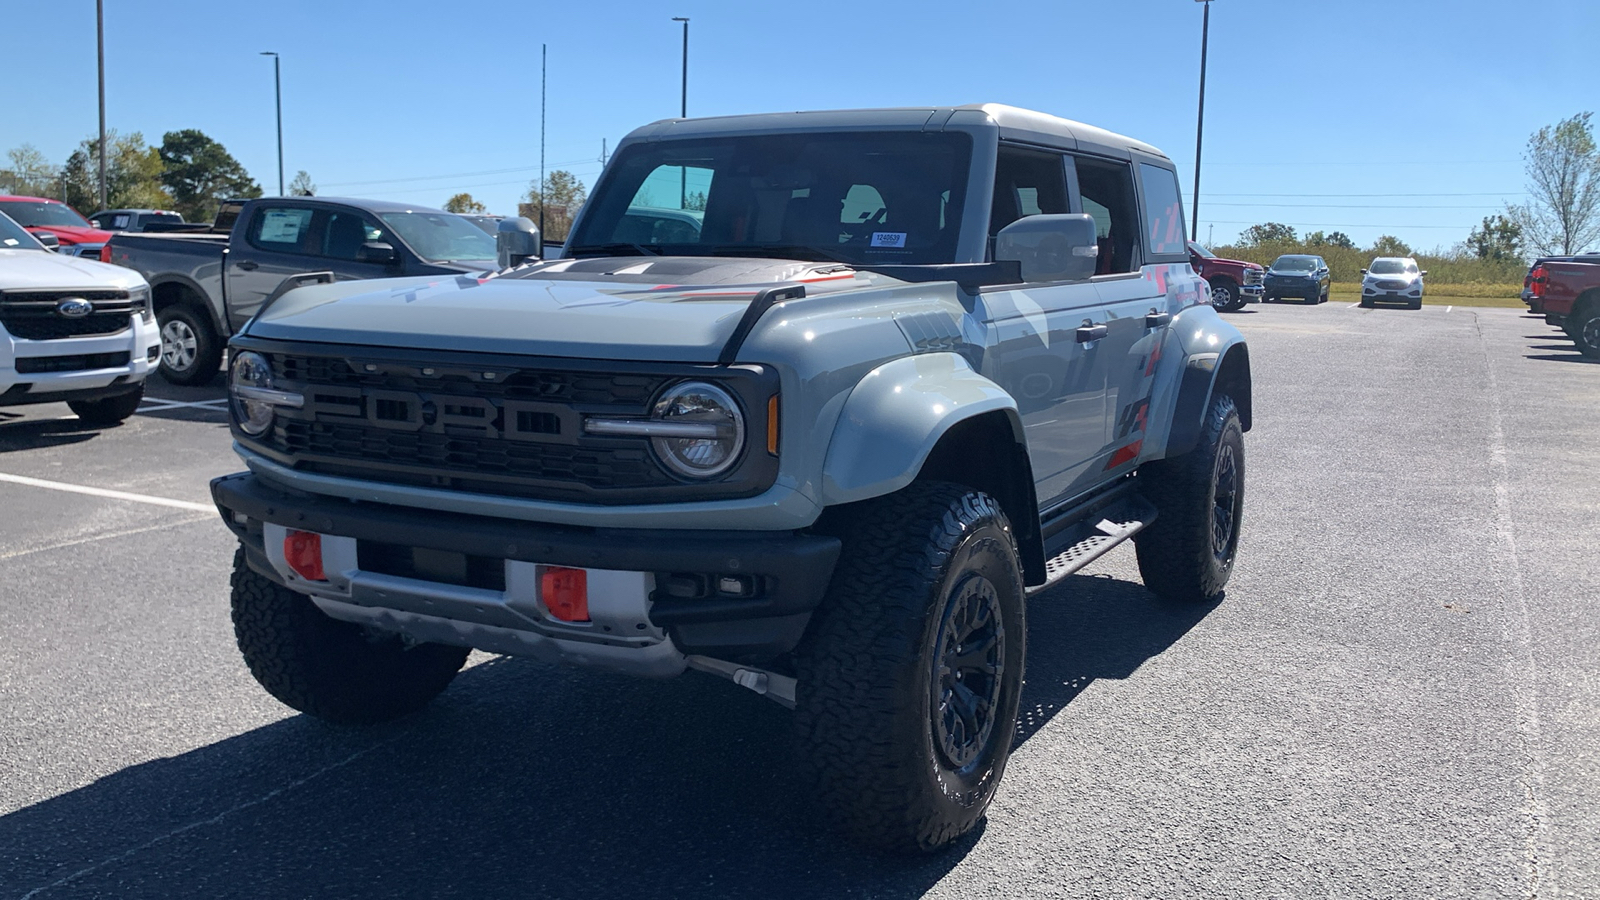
[1361,257,1425,309]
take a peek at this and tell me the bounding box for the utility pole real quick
[1190,0,1211,240]
[260,52,283,196]
[673,17,689,207]
[96,0,106,211]
[540,43,546,237]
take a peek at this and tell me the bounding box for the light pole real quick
[260,52,283,196]
[96,0,106,211]
[540,43,546,237]
[672,16,689,207]
[1190,0,1211,240]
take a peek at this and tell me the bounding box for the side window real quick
[248,207,315,254]
[989,145,1069,238]
[1137,163,1187,259]
[322,210,383,260]
[1074,157,1139,274]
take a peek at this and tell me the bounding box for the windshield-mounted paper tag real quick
[870,232,907,248]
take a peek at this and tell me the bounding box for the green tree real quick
[55,131,171,213]
[1465,214,1523,262]
[1239,222,1297,246]
[684,190,707,212]
[444,192,487,214]
[158,129,262,222]
[1324,231,1356,249]
[289,170,316,196]
[1369,234,1413,257]
[0,144,58,197]
[518,170,587,241]
[1507,112,1600,256]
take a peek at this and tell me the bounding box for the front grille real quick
[1243,269,1264,285]
[15,351,130,374]
[0,290,135,340]
[1377,280,1409,290]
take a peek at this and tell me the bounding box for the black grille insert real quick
[15,351,131,373]
[1,290,135,341]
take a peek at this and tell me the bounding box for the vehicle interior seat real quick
[325,215,368,259]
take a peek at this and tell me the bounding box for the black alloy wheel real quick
[931,573,1006,772]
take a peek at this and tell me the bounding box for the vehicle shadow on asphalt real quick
[1526,353,1599,365]
[0,414,107,452]
[0,574,1207,899]
[1016,573,1219,746]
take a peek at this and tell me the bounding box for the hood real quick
[27,224,114,246]
[0,248,150,290]
[1206,254,1262,270]
[246,256,870,363]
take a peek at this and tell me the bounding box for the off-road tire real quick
[1209,278,1243,312]
[157,304,221,385]
[794,482,1027,854]
[68,384,144,426]
[1134,394,1244,603]
[229,549,469,724]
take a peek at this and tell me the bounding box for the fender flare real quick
[820,353,1023,506]
[149,273,228,338]
[1166,342,1252,458]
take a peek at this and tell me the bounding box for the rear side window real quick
[248,207,315,252]
[1138,164,1186,258]
[990,145,1069,236]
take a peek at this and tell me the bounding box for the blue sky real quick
[3,0,1595,251]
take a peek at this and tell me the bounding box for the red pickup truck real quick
[1525,255,1600,357]
[1188,241,1264,312]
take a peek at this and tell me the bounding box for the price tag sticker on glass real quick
[870,232,907,248]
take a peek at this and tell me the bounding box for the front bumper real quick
[1263,279,1321,298]
[0,316,161,406]
[212,472,841,667]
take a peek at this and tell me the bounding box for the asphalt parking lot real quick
[1,301,1596,899]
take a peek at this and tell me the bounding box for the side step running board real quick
[1028,494,1158,595]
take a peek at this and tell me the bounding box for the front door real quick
[225,205,395,331]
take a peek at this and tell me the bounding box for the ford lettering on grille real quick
[304,385,578,443]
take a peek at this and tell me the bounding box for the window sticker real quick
[870,232,907,248]
[259,210,307,243]
[3,238,18,246]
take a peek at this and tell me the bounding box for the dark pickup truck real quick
[105,197,498,383]
[1524,254,1600,357]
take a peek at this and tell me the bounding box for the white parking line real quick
[1346,302,1360,309]
[0,471,213,512]
[139,397,229,412]
[1447,306,1453,313]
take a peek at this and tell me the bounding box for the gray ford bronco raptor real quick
[212,104,1251,853]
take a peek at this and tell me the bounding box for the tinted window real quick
[1139,164,1186,257]
[0,212,45,249]
[1075,157,1139,274]
[248,207,315,252]
[990,146,1069,235]
[322,210,382,260]
[571,132,972,265]
[0,200,91,228]
[1271,256,1317,272]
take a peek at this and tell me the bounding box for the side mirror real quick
[497,216,542,269]
[36,232,60,250]
[1420,270,1428,276]
[994,213,1099,283]
[1360,269,1367,275]
[357,241,398,265]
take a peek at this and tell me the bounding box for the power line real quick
[1206,202,1506,209]
[319,157,602,188]
[1202,220,1475,230]
[1204,191,1524,198]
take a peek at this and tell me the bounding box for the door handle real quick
[1075,324,1109,343]
[1145,311,1171,328]
[235,260,260,271]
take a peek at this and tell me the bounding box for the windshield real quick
[1187,241,1216,259]
[1271,256,1317,272]
[1368,259,1410,275]
[0,212,46,250]
[0,199,92,229]
[568,131,972,265]
[377,211,496,263]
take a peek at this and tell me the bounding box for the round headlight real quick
[649,381,745,479]
[230,350,275,436]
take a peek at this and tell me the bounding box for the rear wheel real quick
[1573,301,1600,359]
[795,482,1026,853]
[1134,394,1244,603]
[230,549,469,724]
[67,384,144,426]
[157,304,221,385]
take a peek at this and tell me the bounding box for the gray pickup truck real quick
[106,197,498,385]
[211,104,1252,853]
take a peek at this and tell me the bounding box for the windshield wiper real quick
[566,242,660,258]
[702,244,855,265]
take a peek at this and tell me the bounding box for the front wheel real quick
[68,384,144,426]
[230,549,470,724]
[1573,302,1600,359]
[795,482,1026,854]
[157,304,221,385]
[1134,394,1245,603]
[1209,278,1243,313]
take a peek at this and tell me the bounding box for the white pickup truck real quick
[1,211,159,424]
